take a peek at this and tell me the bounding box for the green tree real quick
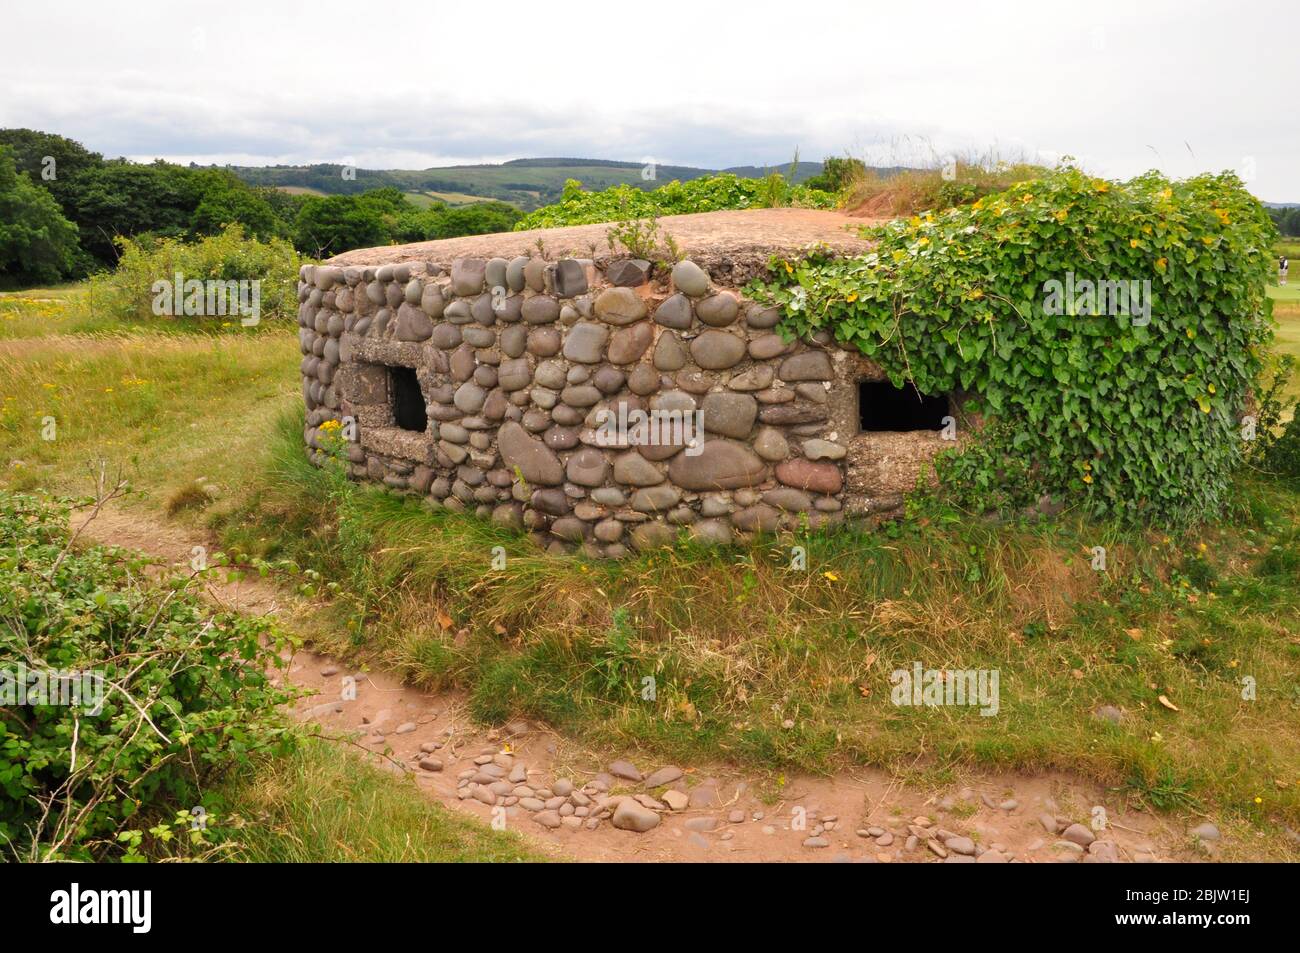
[0,146,80,285]
[189,169,280,240]
[293,193,393,256]
[57,159,201,264]
[0,128,102,194]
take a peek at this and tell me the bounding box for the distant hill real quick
[225,157,912,210]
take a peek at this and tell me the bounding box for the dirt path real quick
[74,504,1198,864]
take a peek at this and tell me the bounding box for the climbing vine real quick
[750,166,1277,524]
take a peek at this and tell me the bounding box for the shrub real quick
[1262,416,1300,482]
[751,166,1276,525]
[392,200,523,243]
[514,173,837,230]
[0,491,298,861]
[86,224,300,324]
[844,158,1049,218]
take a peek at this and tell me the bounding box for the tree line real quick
[0,129,521,287]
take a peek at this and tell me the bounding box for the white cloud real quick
[1,0,1295,199]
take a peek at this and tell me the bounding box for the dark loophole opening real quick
[859,380,949,432]
[389,366,427,433]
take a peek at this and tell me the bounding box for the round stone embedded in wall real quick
[528,327,561,357]
[613,452,665,486]
[562,322,608,364]
[671,259,710,297]
[565,447,607,487]
[700,392,758,439]
[746,304,781,329]
[523,258,549,293]
[534,359,566,390]
[690,331,747,370]
[462,325,495,348]
[500,324,527,358]
[653,293,693,330]
[506,256,529,293]
[749,334,790,360]
[775,458,843,494]
[627,364,660,395]
[454,382,487,414]
[802,438,847,461]
[430,323,462,349]
[607,323,653,364]
[561,384,601,408]
[667,439,767,490]
[778,351,834,381]
[594,287,648,326]
[522,295,560,325]
[753,427,790,461]
[592,366,626,394]
[696,292,739,327]
[485,257,508,292]
[497,357,532,392]
[653,332,687,371]
[498,421,564,485]
[451,258,487,296]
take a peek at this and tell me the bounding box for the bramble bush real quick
[86,224,301,325]
[751,166,1277,524]
[0,491,298,861]
[514,173,837,230]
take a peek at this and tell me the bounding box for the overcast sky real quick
[3,0,1295,200]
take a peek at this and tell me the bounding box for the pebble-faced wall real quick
[298,249,948,557]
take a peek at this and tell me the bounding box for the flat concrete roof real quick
[326,208,878,269]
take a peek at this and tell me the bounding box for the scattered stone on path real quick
[608,760,642,782]
[926,839,948,858]
[943,835,976,856]
[533,810,562,829]
[728,810,746,824]
[662,790,689,812]
[320,665,338,677]
[1088,840,1120,862]
[611,798,661,833]
[642,766,684,788]
[687,784,720,809]
[418,757,443,772]
[1191,822,1221,842]
[552,778,574,796]
[802,836,829,849]
[1039,813,1060,834]
[1061,823,1096,847]
[394,722,417,734]
[685,816,719,832]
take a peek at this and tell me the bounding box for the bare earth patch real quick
[72,505,1212,864]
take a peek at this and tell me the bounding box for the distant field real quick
[234,158,834,210]
[401,189,497,208]
[275,185,326,196]
[423,189,494,205]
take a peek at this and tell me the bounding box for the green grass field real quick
[2,275,1298,860]
[223,741,550,862]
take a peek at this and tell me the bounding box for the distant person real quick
[1281,255,1289,286]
